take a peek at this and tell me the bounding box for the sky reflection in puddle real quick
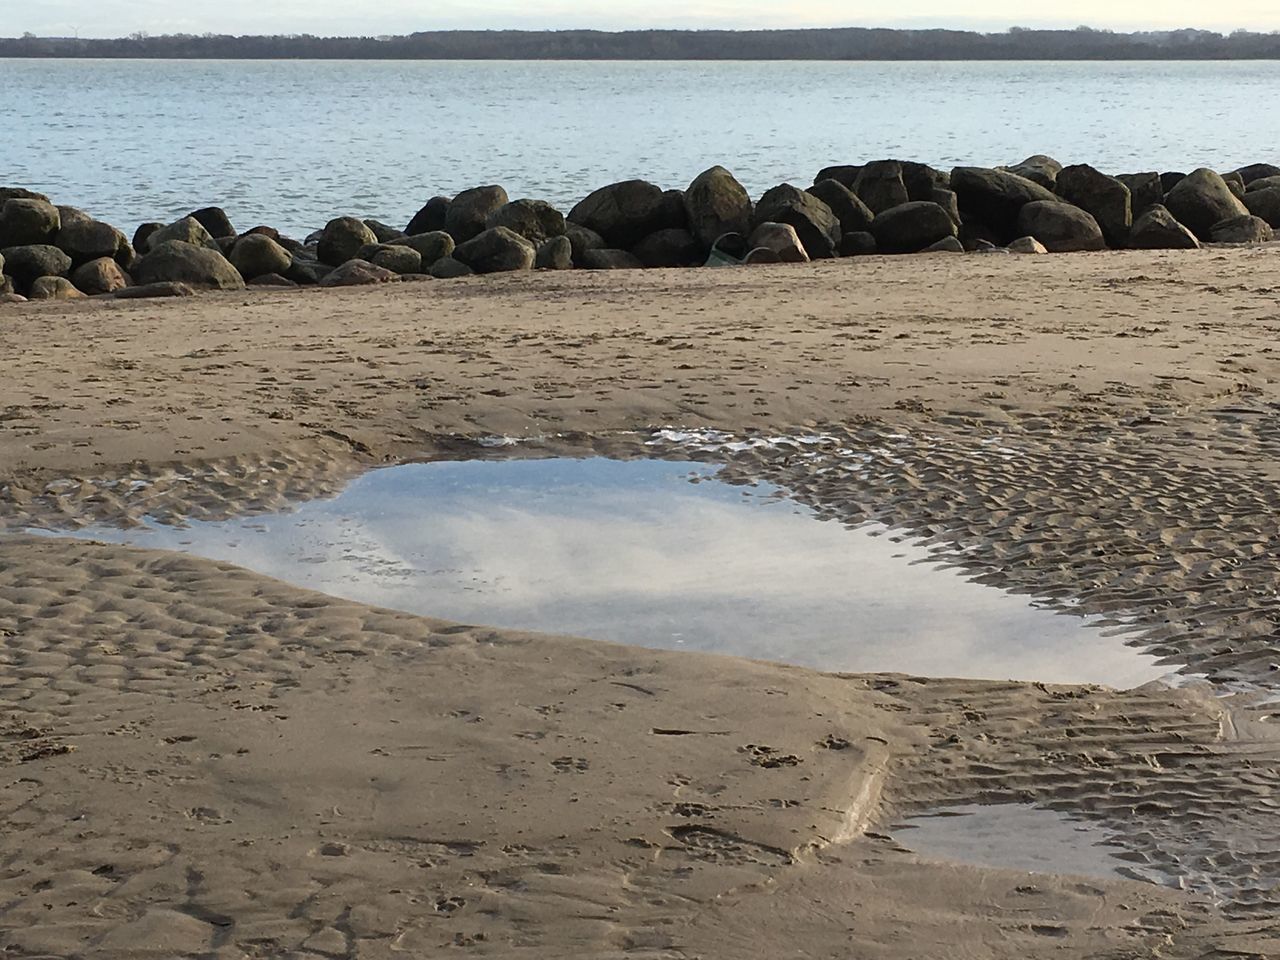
[68,457,1170,687]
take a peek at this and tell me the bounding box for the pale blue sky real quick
[7,0,1280,39]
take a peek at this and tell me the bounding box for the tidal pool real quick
[63,457,1170,687]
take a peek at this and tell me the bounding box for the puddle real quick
[892,804,1139,882]
[53,457,1172,687]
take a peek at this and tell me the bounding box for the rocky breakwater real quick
[2,157,1277,303]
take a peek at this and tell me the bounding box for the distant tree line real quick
[3,26,1280,60]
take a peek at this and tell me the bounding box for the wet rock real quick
[853,160,910,215]
[148,216,221,253]
[569,179,668,250]
[1116,173,1164,217]
[870,201,958,254]
[1,244,72,292]
[71,257,131,295]
[1016,200,1106,252]
[135,240,246,290]
[753,184,840,259]
[535,235,573,270]
[317,217,378,267]
[1128,204,1201,250]
[406,196,450,236]
[399,231,455,268]
[564,222,606,263]
[1235,163,1280,185]
[229,234,293,280]
[55,217,127,266]
[684,166,753,248]
[486,199,566,244]
[446,185,510,244]
[363,219,406,243]
[452,226,535,273]
[353,243,422,275]
[839,231,877,256]
[0,198,61,247]
[814,165,861,188]
[317,259,400,287]
[1008,236,1049,254]
[748,222,809,262]
[189,206,235,239]
[133,222,164,254]
[632,228,702,268]
[950,167,1059,242]
[1242,187,1280,228]
[807,179,874,235]
[581,248,644,270]
[1210,214,1274,244]
[1005,155,1062,189]
[113,281,196,299]
[924,235,965,253]
[428,256,474,279]
[1055,164,1131,247]
[1165,168,1250,240]
[28,276,86,300]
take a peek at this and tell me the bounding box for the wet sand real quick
[4,249,1280,957]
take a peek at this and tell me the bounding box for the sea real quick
[4,58,1280,237]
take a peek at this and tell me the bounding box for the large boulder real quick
[748,222,809,263]
[902,162,950,200]
[1223,172,1247,199]
[1116,173,1164,217]
[1,244,72,292]
[71,257,131,295]
[1243,187,1280,228]
[869,201,957,254]
[814,165,861,188]
[406,196,450,235]
[581,249,644,270]
[485,199,566,244]
[1210,215,1274,244]
[445,185,510,244]
[853,160,909,215]
[1016,201,1106,252]
[658,190,688,231]
[535,236,573,270]
[1055,165,1131,247]
[189,207,235,239]
[148,216,220,253]
[133,222,163,253]
[932,188,961,226]
[1005,155,1062,189]
[28,276,86,301]
[1160,172,1187,194]
[399,231,455,267]
[317,217,378,267]
[134,240,246,290]
[230,234,294,279]
[54,217,127,267]
[752,184,840,259]
[1164,169,1249,240]
[452,226,535,274]
[428,257,474,279]
[950,167,1058,242]
[0,198,60,247]
[0,187,49,205]
[565,222,606,263]
[569,180,668,250]
[353,243,423,275]
[1247,175,1280,193]
[1235,163,1280,186]
[840,231,877,256]
[683,166,752,248]
[1128,204,1201,250]
[807,179,874,235]
[317,260,400,287]
[632,228,702,268]
[363,220,405,243]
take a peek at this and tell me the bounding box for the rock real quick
[428,256,474,279]
[632,228,702,268]
[1243,187,1280,228]
[353,243,422,275]
[148,216,221,253]
[57,206,92,228]
[445,185,510,244]
[133,222,163,253]
[853,160,909,215]
[241,225,280,242]
[0,292,25,303]
[28,276,86,300]
[1235,163,1280,185]
[753,184,840,259]
[839,231,877,256]
[1210,214,1274,244]
[1016,200,1107,253]
[249,273,299,287]
[814,165,861,188]
[135,240,246,290]
[924,236,965,253]
[0,198,60,247]
[363,220,405,243]
[189,207,235,239]
[317,217,378,267]
[485,199,566,244]
[807,180,874,235]
[870,201,958,254]
[1,244,72,291]
[1164,168,1249,240]
[1116,173,1164,216]
[658,190,688,231]
[406,196,451,236]
[285,257,327,285]
[215,235,237,256]
[452,226,535,274]
[1005,155,1062,189]
[229,234,293,279]
[932,188,961,226]
[902,162,951,200]
[958,217,1002,251]
[683,166,752,248]
[564,222,606,262]
[534,235,573,270]
[399,231,455,267]
[113,281,196,299]
[71,257,130,295]
[747,222,809,262]
[1247,176,1280,193]
[1222,172,1247,199]
[1160,172,1187,194]
[0,187,49,205]
[1008,236,1049,254]
[317,259,400,287]
[1128,204,1201,250]
[581,249,644,270]
[950,167,1059,242]
[1055,165,1131,247]
[569,180,668,249]
[54,217,127,266]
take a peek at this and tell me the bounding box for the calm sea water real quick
[4,59,1279,236]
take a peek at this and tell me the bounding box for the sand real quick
[3,249,1280,958]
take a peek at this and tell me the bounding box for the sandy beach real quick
[4,248,1280,958]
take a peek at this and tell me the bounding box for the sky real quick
[6,0,1280,39]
